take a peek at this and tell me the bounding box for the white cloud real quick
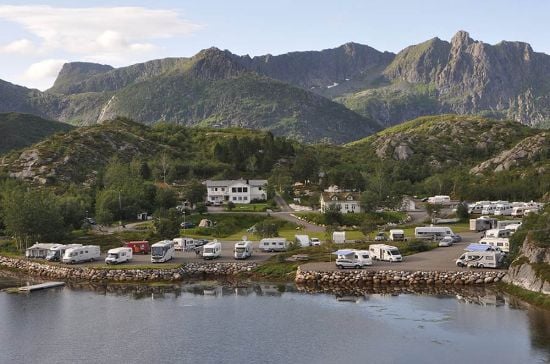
[23,59,66,81]
[0,5,201,61]
[0,38,36,54]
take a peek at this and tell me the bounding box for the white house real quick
[320,191,361,213]
[205,179,267,204]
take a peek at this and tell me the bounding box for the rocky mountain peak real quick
[450,30,474,49]
[49,62,114,94]
[189,47,246,80]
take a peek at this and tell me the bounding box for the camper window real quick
[486,256,494,260]
[361,254,369,259]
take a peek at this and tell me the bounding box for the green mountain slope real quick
[0,112,74,154]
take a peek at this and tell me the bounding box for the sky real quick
[0,0,549,90]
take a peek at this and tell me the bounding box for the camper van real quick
[259,238,288,252]
[46,244,82,261]
[456,245,504,268]
[334,249,373,269]
[105,247,133,264]
[369,244,403,262]
[203,241,222,260]
[333,231,346,244]
[151,240,175,263]
[62,245,100,264]
[389,229,405,241]
[124,241,150,254]
[294,235,311,247]
[428,195,451,204]
[479,238,510,253]
[173,237,196,251]
[481,204,496,215]
[234,240,253,259]
[494,203,513,216]
[414,226,454,241]
[469,217,497,232]
[484,228,512,239]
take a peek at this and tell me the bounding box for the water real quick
[0,276,549,364]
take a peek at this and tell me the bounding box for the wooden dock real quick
[18,282,65,292]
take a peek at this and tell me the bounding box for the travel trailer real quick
[203,241,222,260]
[62,245,100,264]
[484,228,512,239]
[46,244,82,261]
[173,237,196,251]
[456,244,504,268]
[494,203,513,216]
[151,240,175,263]
[427,195,451,204]
[334,249,373,269]
[478,237,510,253]
[294,235,311,247]
[332,231,346,244]
[105,247,133,264]
[481,204,496,215]
[389,229,405,241]
[414,226,454,241]
[26,243,58,259]
[496,220,523,229]
[469,217,497,232]
[511,206,528,217]
[234,240,253,259]
[124,241,150,254]
[369,244,403,262]
[259,238,288,252]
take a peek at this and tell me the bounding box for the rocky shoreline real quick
[0,256,257,282]
[295,267,507,287]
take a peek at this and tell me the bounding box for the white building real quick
[205,179,268,204]
[320,191,361,213]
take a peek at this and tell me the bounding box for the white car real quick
[438,236,454,247]
[311,238,321,246]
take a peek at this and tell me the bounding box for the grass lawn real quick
[225,203,270,212]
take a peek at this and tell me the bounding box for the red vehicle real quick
[124,241,150,255]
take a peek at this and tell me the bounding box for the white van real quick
[479,237,510,253]
[234,241,253,259]
[332,231,346,244]
[203,241,221,260]
[105,247,133,264]
[335,249,372,269]
[151,240,175,263]
[389,229,405,241]
[414,226,454,241]
[46,244,82,262]
[294,235,310,247]
[173,237,195,251]
[62,245,100,264]
[259,238,288,252]
[369,244,403,262]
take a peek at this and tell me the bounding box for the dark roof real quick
[321,192,360,202]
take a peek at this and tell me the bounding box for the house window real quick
[351,204,356,210]
[214,187,218,191]
[233,197,237,201]
[238,197,242,201]
[232,188,236,193]
[345,204,349,210]
[221,188,225,191]
[237,187,242,193]
[258,187,262,190]
[243,187,248,193]
[331,196,338,201]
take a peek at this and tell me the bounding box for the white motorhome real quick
[46,244,82,261]
[484,228,512,239]
[332,231,346,244]
[234,240,253,259]
[334,249,373,269]
[105,247,133,264]
[389,229,405,241]
[511,206,527,217]
[414,226,454,241]
[259,238,288,252]
[151,240,175,263]
[173,237,195,251]
[369,244,403,262]
[481,204,496,215]
[479,237,510,253]
[294,234,310,247]
[494,203,513,216]
[428,195,451,204]
[203,241,222,260]
[62,245,100,264]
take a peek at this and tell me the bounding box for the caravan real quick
[428,195,451,204]
[332,231,346,244]
[234,240,253,259]
[203,241,222,260]
[173,237,196,251]
[484,228,512,239]
[469,217,497,232]
[105,247,133,264]
[259,238,288,252]
[151,240,175,263]
[26,243,58,259]
[494,203,513,216]
[389,229,405,241]
[334,249,372,269]
[479,237,510,253]
[46,244,82,261]
[294,235,311,247]
[414,226,454,241]
[369,244,403,262]
[62,245,100,264]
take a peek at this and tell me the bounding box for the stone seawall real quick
[0,256,257,282]
[295,267,507,287]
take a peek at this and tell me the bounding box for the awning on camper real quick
[465,244,493,252]
[332,250,354,255]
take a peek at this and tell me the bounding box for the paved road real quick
[300,231,503,272]
[273,193,292,212]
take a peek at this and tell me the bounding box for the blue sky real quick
[0,0,548,90]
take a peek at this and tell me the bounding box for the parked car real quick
[180,221,196,229]
[311,238,321,246]
[84,217,96,225]
[374,232,387,241]
[451,234,462,243]
[438,236,454,247]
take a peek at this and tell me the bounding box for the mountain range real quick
[1,30,549,143]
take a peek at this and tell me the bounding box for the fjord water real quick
[0,278,548,364]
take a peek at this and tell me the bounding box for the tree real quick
[181,180,207,205]
[360,220,377,240]
[425,203,443,223]
[227,201,235,211]
[455,202,469,220]
[254,221,279,238]
[155,187,177,210]
[360,190,380,212]
[324,204,343,226]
